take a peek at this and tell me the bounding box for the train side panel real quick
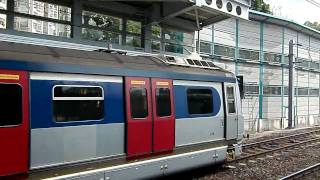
[173,80,224,147]
[29,73,125,169]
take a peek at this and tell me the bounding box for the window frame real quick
[52,85,105,123]
[129,87,149,120]
[186,87,214,116]
[0,82,23,128]
[226,85,236,114]
[155,87,172,118]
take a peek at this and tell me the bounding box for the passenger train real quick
[0,41,244,179]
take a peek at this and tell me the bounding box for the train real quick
[0,41,244,179]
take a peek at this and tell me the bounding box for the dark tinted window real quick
[53,100,104,122]
[156,88,171,117]
[130,88,148,119]
[226,86,236,113]
[53,86,104,122]
[0,84,22,126]
[54,86,103,97]
[187,89,213,114]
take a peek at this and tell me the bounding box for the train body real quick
[0,42,244,179]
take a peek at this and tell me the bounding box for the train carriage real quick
[0,41,243,179]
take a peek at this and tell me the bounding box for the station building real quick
[0,0,319,132]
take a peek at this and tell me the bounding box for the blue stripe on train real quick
[0,59,236,83]
[30,80,124,129]
[174,85,221,119]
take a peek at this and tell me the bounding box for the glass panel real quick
[226,86,236,114]
[82,11,121,30]
[187,89,213,115]
[284,86,289,95]
[165,43,183,54]
[263,86,281,95]
[214,44,235,58]
[130,87,148,119]
[126,35,141,47]
[239,49,259,61]
[264,53,281,63]
[297,88,308,96]
[54,86,103,97]
[53,86,104,122]
[0,14,6,29]
[53,100,104,122]
[156,88,171,117]
[14,0,71,21]
[152,25,161,39]
[126,20,141,34]
[244,85,259,95]
[126,20,141,47]
[197,41,211,54]
[14,16,71,37]
[0,84,22,126]
[309,88,319,96]
[0,0,6,10]
[163,29,193,54]
[151,40,160,51]
[310,61,319,70]
[81,28,120,44]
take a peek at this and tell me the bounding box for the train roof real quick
[0,41,236,83]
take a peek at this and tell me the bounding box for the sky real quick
[265,0,320,24]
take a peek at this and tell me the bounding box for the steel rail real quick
[235,137,320,161]
[242,127,320,149]
[280,162,320,180]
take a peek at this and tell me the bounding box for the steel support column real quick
[308,36,310,126]
[6,0,14,30]
[71,0,82,39]
[295,32,299,127]
[211,24,215,57]
[258,22,264,132]
[235,19,239,76]
[281,26,285,129]
[288,40,294,129]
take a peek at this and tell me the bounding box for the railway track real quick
[280,163,320,180]
[234,127,320,162]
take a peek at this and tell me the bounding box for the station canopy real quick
[87,0,251,32]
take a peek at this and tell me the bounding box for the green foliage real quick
[251,0,272,14]
[304,21,320,31]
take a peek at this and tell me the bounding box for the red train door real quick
[151,79,175,152]
[126,77,175,157]
[125,77,153,157]
[0,70,29,176]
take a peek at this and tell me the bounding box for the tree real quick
[304,21,320,31]
[251,0,272,14]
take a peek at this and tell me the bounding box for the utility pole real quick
[288,40,294,129]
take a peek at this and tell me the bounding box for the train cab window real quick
[187,89,213,115]
[53,86,104,122]
[0,84,22,126]
[226,86,236,114]
[156,88,171,117]
[130,87,148,119]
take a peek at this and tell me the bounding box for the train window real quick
[226,86,236,114]
[156,88,171,117]
[187,89,213,115]
[130,87,148,119]
[0,84,22,126]
[53,85,104,122]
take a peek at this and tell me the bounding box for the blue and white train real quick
[0,42,244,179]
